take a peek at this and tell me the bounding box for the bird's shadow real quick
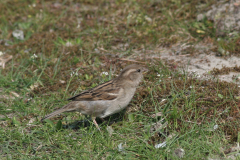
[63,110,126,130]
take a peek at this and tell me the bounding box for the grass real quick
[0,0,240,159]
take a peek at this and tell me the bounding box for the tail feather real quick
[41,102,77,122]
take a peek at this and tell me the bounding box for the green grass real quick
[0,0,240,159]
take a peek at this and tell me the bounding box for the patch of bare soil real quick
[154,43,240,85]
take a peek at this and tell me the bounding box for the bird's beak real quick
[142,67,149,74]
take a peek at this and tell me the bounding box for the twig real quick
[118,58,146,64]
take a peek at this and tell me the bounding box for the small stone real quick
[174,148,185,158]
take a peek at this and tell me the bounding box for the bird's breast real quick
[100,87,136,118]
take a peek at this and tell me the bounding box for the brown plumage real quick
[41,64,148,130]
[67,80,120,101]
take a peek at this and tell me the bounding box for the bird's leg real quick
[92,117,101,131]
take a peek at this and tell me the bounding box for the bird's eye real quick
[137,69,141,72]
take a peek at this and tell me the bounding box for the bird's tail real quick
[41,102,76,122]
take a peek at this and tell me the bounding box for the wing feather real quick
[67,79,121,101]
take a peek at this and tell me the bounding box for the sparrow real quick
[41,64,148,130]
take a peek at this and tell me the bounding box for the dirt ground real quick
[156,44,240,85]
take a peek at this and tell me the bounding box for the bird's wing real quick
[67,80,121,101]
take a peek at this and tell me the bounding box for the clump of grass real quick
[0,0,240,159]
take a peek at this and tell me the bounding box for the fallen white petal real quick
[118,143,124,152]
[213,124,218,130]
[101,72,109,76]
[12,30,24,40]
[155,141,167,148]
[0,51,4,56]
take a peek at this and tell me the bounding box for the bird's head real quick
[117,64,148,87]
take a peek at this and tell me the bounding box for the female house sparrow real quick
[41,64,148,130]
